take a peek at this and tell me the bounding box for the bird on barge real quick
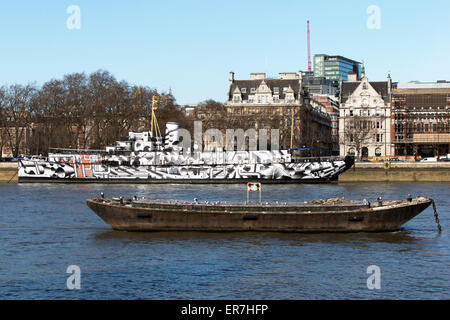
[18,97,354,184]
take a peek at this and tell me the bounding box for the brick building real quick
[391,81,450,158]
[311,95,340,155]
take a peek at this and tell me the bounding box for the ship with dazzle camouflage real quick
[18,97,354,183]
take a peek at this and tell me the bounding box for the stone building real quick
[225,72,332,155]
[339,70,392,160]
[391,81,450,158]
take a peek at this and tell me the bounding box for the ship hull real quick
[18,156,354,184]
[19,176,337,184]
[86,197,431,233]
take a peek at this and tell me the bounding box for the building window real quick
[350,110,354,117]
[375,147,382,156]
[348,148,355,156]
[273,87,279,94]
[286,94,294,102]
[250,88,256,93]
[241,88,247,93]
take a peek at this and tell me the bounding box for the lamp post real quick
[317,139,320,158]
[384,108,387,160]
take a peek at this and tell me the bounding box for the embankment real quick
[0,163,18,183]
[339,162,450,182]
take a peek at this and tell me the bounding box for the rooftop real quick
[396,81,450,89]
[314,54,361,65]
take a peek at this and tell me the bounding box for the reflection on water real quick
[94,229,423,245]
[0,182,448,299]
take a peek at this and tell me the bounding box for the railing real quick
[292,156,344,163]
[48,148,110,156]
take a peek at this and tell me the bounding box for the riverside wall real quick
[339,162,450,182]
[1,162,450,183]
[0,163,18,183]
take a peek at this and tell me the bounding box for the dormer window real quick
[285,93,294,102]
[250,88,256,93]
[273,87,279,94]
[241,88,247,93]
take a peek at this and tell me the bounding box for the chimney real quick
[250,73,266,80]
[229,72,235,84]
[298,71,303,96]
[278,72,298,80]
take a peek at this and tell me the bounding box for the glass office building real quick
[314,55,362,85]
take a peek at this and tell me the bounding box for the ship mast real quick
[150,95,162,138]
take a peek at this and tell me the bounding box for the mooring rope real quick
[431,199,442,232]
[7,170,18,183]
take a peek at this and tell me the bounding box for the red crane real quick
[307,20,311,72]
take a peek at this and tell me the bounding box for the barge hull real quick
[86,198,431,233]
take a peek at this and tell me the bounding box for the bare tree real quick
[342,116,375,160]
[2,84,36,157]
[0,86,7,159]
[1,70,193,155]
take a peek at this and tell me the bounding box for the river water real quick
[0,182,448,300]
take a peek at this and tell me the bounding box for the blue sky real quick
[1,0,449,105]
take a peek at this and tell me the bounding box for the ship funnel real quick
[165,122,179,148]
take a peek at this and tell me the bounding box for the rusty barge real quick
[86,195,433,233]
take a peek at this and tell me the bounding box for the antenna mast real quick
[150,95,162,138]
[307,20,311,72]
